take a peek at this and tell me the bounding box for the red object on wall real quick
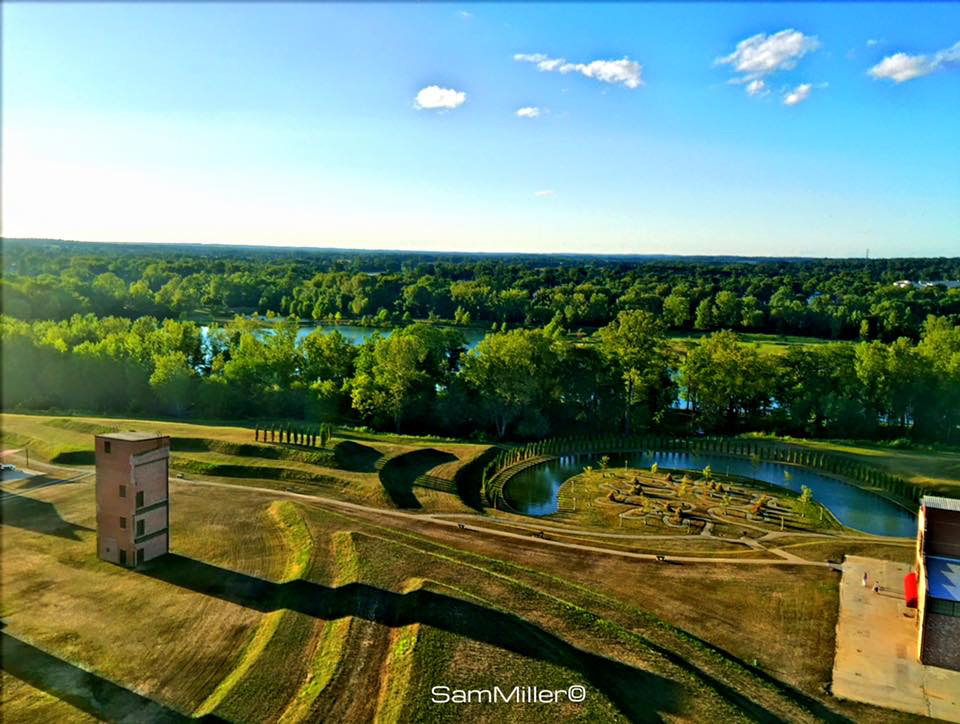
[904,572,918,608]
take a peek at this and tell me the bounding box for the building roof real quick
[927,555,960,602]
[923,496,960,513]
[95,431,166,442]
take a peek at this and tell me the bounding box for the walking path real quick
[2,459,883,568]
[174,477,836,566]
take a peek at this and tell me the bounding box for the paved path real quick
[832,555,960,722]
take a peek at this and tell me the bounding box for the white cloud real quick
[866,39,881,47]
[746,79,767,97]
[414,85,466,110]
[458,10,473,20]
[868,41,960,83]
[783,83,812,105]
[514,53,644,89]
[717,29,821,77]
[516,106,542,118]
[534,189,554,198]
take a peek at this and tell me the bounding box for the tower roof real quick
[95,431,166,442]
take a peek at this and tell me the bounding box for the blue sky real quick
[3,2,958,256]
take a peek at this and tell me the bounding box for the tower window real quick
[119,485,126,498]
[119,517,126,529]
[104,441,111,454]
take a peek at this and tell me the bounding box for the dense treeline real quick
[3,311,959,443]
[4,239,960,341]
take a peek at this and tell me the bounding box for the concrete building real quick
[915,495,960,671]
[95,432,170,568]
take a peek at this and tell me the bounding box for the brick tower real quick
[95,432,170,567]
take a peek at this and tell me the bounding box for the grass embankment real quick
[0,671,95,723]
[745,434,960,496]
[0,413,490,513]
[3,471,923,722]
[277,531,359,722]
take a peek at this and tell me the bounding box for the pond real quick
[201,323,487,350]
[502,450,917,537]
[0,466,29,483]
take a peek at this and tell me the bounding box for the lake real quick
[201,323,488,352]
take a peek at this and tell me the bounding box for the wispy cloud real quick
[458,10,473,20]
[783,83,812,105]
[414,86,466,110]
[868,40,960,82]
[866,38,882,47]
[514,53,644,89]
[716,29,820,98]
[515,106,542,118]
[746,79,768,97]
[534,189,554,198]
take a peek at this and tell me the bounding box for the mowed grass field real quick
[666,331,833,356]
[749,435,960,496]
[3,464,923,723]
[0,413,493,513]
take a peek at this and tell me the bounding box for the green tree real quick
[662,294,691,329]
[713,291,741,329]
[598,310,675,433]
[351,333,431,431]
[149,351,195,416]
[680,331,773,431]
[461,329,559,438]
[694,298,715,331]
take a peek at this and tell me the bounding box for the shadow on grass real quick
[0,489,94,541]
[454,446,502,511]
[50,450,96,465]
[141,554,684,723]
[377,449,457,509]
[333,440,382,472]
[0,628,223,723]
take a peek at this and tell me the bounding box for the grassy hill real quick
[2,413,937,722]
[1,413,492,513]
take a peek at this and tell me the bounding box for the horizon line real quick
[4,237,957,262]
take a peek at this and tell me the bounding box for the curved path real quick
[175,476,836,567]
[8,457,899,568]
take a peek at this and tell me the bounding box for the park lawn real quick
[753,435,960,496]
[0,412,487,469]
[1,480,294,717]
[0,671,96,723]
[667,331,835,356]
[3,467,923,722]
[2,475,747,722]
[1,414,932,722]
[0,412,491,514]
